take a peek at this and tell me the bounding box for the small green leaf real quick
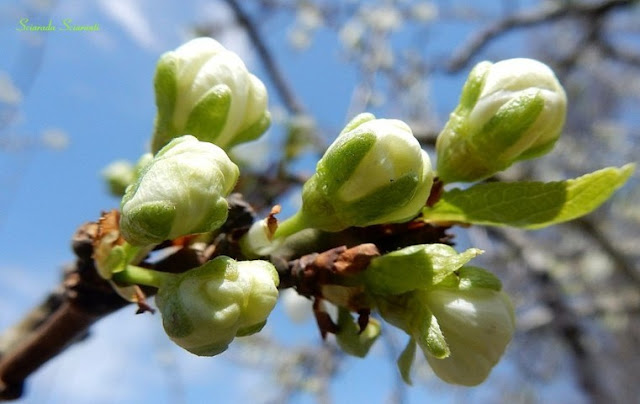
[96,242,145,279]
[397,338,417,385]
[335,308,381,358]
[365,244,483,295]
[423,164,634,229]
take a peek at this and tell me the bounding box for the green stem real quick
[112,265,176,289]
[272,211,309,240]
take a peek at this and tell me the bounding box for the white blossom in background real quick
[40,128,70,150]
[410,2,438,22]
[0,71,22,105]
[297,3,323,30]
[281,289,313,324]
[287,26,312,50]
[339,19,365,50]
[361,5,402,32]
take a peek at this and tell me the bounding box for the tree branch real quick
[447,0,638,72]
[571,217,640,287]
[0,193,450,400]
[222,0,306,115]
[489,227,610,402]
[596,39,640,68]
[0,223,128,400]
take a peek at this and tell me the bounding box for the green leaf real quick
[96,242,144,279]
[423,164,635,229]
[365,244,483,295]
[335,308,381,358]
[397,338,417,385]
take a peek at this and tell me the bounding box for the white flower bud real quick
[102,160,135,197]
[436,58,567,183]
[275,113,433,237]
[120,135,239,246]
[152,37,270,153]
[102,153,153,197]
[424,286,515,386]
[155,256,279,356]
[373,265,515,386]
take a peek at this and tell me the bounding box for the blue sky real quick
[0,1,592,403]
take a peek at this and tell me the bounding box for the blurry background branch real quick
[448,0,639,72]
[489,227,607,402]
[222,0,306,116]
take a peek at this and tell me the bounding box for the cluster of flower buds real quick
[274,113,434,238]
[151,37,270,153]
[436,58,567,183]
[119,135,239,246]
[105,38,283,360]
[364,245,515,385]
[154,256,279,356]
[102,37,575,388]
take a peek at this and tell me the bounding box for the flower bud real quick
[275,113,433,237]
[155,256,279,356]
[102,160,135,197]
[374,266,514,386]
[120,135,239,246]
[423,267,515,386]
[436,58,567,183]
[102,153,153,197]
[152,37,270,153]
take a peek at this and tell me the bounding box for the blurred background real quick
[0,0,638,403]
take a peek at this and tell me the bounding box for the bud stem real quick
[273,211,309,240]
[112,265,176,289]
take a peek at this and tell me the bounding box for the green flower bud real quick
[120,135,239,246]
[436,58,567,183]
[374,267,515,386]
[423,269,515,386]
[275,113,434,237]
[155,256,279,356]
[152,37,271,153]
[102,153,153,197]
[102,160,135,197]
